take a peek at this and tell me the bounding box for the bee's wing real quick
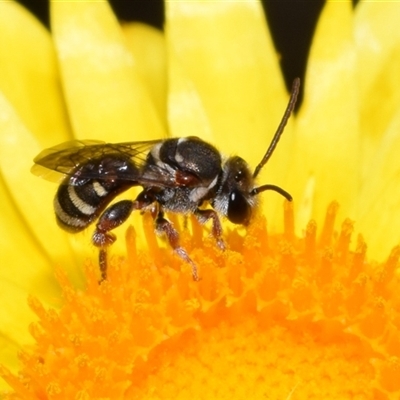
[31,139,163,184]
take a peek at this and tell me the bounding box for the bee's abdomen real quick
[55,179,135,233]
[54,155,139,233]
[54,180,110,232]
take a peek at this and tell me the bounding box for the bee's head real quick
[211,156,255,225]
[211,156,292,226]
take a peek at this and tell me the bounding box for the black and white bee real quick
[32,78,300,281]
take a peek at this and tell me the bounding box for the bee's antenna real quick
[252,78,300,179]
[250,184,292,201]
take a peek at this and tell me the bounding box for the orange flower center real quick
[1,202,399,399]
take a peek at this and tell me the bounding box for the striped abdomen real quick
[54,156,138,233]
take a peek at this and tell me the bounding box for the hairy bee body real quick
[32,78,300,280]
[142,137,222,213]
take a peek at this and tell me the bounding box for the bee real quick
[32,78,300,281]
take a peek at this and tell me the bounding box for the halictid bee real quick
[32,78,300,281]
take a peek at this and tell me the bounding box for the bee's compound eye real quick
[227,190,251,225]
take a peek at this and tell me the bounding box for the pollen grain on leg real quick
[1,203,399,399]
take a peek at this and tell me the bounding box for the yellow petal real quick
[0,175,60,301]
[167,50,215,143]
[0,175,60,387]
[0,1,71,147]
[166,1,288,159]
[51,0,165,142]
[122,23,167,130]
[166,0,293,227]
[356,109,400,260]
[354,1,400,173]
[0,93,83,285]
[292,1,359,230]
[353,2,400,260]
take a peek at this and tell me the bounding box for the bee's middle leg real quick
[194,208,225,250]
[155,211,199,281]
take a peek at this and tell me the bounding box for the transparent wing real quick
[31,139,171,186]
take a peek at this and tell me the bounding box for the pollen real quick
[1,204,400,399]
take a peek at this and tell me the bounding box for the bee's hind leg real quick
[93,191,156,281]
[92,199,136,281]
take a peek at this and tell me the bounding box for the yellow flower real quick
[1,0,400,398]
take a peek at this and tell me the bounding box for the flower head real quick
[1,0,400,398]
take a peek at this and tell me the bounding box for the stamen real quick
[2,204,399,398]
